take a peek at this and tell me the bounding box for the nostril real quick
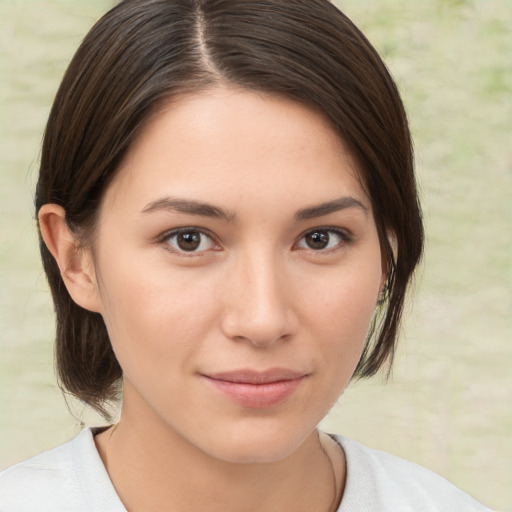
[220,303,295,347]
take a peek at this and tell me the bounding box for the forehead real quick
[102,87,370,217]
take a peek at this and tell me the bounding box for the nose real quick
[220,250,297,347]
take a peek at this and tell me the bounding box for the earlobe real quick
[38,204,102,313]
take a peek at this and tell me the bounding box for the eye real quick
[296,228,349,251]
[163,228,217,254]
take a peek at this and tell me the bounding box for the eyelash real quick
[158,226,352,256]
[294,227,352,253]
[158,227,220,256]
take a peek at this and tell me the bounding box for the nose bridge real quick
[221,246,293,346]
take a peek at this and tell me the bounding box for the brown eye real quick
[296,228,348,251]
[165,229,215,253]
[305,230,330,250]
[177,231,201,251]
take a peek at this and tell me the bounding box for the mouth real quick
[200,368,308,409]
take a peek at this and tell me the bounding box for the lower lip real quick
[204,376,304,408]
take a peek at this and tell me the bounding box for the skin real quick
[39,87,386,511]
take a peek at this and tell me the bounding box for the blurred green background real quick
[0,0,510,509]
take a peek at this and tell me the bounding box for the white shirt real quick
[0,428,493,511]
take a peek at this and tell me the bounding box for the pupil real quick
[177,232,201,251]
[306,231,329,249]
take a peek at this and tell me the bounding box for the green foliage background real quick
[1,1,510,509]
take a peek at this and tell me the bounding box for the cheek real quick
[306,258,380,323]
[96,257,222,372]
[302,261,381,368]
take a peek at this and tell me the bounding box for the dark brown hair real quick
[36,0,423,418]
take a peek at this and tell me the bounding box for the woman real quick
[0,0,492,510]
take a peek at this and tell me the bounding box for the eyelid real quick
[158,227,222,256]
[294,226,353,252]
[156,225,352,256]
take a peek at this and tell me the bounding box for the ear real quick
[38,204,102,313]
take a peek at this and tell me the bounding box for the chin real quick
[197,417,316,465]
[211,441,303,465]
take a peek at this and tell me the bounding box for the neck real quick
[95,400,344,512]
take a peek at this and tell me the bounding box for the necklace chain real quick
[317,430,339,512]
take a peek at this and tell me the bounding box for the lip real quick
[201,368,308,409]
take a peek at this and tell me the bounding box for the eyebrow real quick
[141,195,367,222]
[294,196,368,221]
[141,197,236,221]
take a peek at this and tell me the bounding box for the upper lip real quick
[203,368,308,384]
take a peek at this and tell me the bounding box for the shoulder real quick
[0,428,126,512]
[0,433,82,512]
[332,434,494,512]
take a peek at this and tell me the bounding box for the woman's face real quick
[89,87,385,463]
